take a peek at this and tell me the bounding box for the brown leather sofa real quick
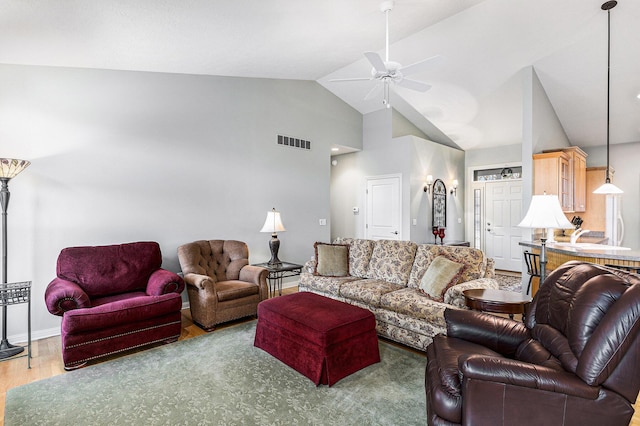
[177,240,268,330]
[425,261,640,426]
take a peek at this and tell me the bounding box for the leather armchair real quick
[45,241,185,370]
[177,240,268,330]
[425,260,640,426]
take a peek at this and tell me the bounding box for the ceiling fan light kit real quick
[330,0,440,109]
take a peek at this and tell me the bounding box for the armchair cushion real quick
[56,242,163,297]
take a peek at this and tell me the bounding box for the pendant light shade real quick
[594,0,623,195]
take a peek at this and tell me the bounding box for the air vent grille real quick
[277,134,311,150]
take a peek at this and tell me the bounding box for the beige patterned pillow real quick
[419,256,464,301]
[314,243,350,277]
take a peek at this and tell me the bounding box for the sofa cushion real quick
[314,242,350,277]
[419,256,464,302]
[299,274,362,296]
[408,244,487,289]
[380,287,448,325]
[339,279,404,307]
[366,240,417,285]
[334,238,376,278]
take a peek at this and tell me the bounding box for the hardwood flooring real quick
[2,285,639,426]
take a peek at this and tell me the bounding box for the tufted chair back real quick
[525,261,640,402]
[178,240,249,282]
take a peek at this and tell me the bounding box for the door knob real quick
[391,231,398,235]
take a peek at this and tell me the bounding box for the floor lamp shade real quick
[0,158,30,360]
[518,194,573,288]
[260,208,286,265]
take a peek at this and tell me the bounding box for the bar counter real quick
[519,240,640,271]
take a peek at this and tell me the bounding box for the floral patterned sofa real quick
[299,238,498,351]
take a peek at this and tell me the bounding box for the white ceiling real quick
[1,0,639,151]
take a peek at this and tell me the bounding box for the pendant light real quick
[593,0,623,194]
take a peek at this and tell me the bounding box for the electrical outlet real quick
[319,219,327,226]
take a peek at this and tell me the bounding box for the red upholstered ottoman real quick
[254,292,380,386]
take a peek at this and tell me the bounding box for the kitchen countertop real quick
[552,236,608,244]
[519,241,640,262]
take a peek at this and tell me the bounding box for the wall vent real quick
[277,134,311,150]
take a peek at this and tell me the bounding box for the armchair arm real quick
[460,354,599,400]
[444,278,499,308]
[183,272,216,291]
[44,278,92,316]
[147,269,185,296]
[239,265,269,300]
[445,308,530,357]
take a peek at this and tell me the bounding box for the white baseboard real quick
[8,326,61,344]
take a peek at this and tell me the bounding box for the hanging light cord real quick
[605,3,612,184]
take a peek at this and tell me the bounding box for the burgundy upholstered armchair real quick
[425,261,640,426]
[177,240,268,331]
[45,241,185,370]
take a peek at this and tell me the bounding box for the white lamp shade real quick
[518,195,573,230]
[260,209,286,233]
[0,158,30,179]
[593,182,623,194]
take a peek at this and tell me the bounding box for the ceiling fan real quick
[331,0,442,108]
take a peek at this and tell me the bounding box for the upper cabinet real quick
[533,147,587,213]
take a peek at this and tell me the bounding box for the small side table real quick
[463,288,531,321]
[0,281,31,368]
[252,262,303,297]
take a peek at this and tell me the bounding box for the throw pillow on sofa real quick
[419,256,464,301]
[314,243,350,277]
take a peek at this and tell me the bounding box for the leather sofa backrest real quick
[178,240,249,282]
[527,261,640,401]
[56,241,162,298]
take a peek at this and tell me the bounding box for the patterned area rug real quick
[5,321,427,426]
[495,273,523,293]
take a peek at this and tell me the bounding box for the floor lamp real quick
[518,194,573,286]
[0,158,30,359]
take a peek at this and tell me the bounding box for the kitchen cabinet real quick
[564,147,587,212]
[535,147,588,213]
[533,151,572,211]
[581,167,614,233]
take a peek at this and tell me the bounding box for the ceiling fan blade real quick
[399,55,443,76]
[364,52,387,74]
[397,78,431,92]
[364,83,383,101]
[330,77,372,82]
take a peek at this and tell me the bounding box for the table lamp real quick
[260,208,286,265]
[0,158,30,359]
[518,194,573,286]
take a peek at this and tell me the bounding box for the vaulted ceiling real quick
[2,0,638,151]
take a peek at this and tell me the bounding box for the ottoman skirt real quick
[254,292,380,386]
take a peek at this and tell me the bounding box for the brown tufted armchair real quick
[425,261,640,426]
[177,240,269,331]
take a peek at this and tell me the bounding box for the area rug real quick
[5,321,426,425]
[495,272,523,293]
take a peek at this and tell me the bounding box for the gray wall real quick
[583,142,640,249]
[0,64,362,339]
[330,108,465,244]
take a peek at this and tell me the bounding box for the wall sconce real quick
[423,175,433,193]
[450,179,458,196]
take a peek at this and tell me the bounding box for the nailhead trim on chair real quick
[65,333,181,367]
[64,321,182,350]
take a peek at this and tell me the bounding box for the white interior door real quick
[485,180,522,271]
[366,175,402,240]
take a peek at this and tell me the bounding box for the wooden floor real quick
[2,285,639,426]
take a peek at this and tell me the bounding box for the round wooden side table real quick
[463,289,532,321]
